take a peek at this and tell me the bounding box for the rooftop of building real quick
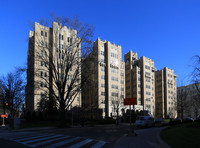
[34,21,77,33]
[177,82,200,89]
[95,37,121,47]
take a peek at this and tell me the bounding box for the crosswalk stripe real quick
[22,134,62,144]
[14,134,55,142]
[30,135,70,147]
[3,132,107,148]
[2,132,34,139]
[50,137,80,147]
[91,141,107,148]
[9,133,39,140]
[68,139,93,148]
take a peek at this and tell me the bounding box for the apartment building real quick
[155,67,177,119]
[82,38,125,118]
[177,82,200,119]
[125,50,156,116]
[26,22,81,112]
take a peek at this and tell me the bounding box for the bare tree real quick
[110,93,124,125]
[82,75,104,120]
[0,69,25,123]
[189,91,200,118]
[192,55,200,94]
[27,14,94,126]
[177,86,189,120]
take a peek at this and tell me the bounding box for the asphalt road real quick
[0,124,167,148]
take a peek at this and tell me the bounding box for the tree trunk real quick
[181,107,183,120]
[59,102,66,128]
[116,110,119,125]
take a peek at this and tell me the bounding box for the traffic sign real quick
[124,98,137,105]
[1,114,6,118]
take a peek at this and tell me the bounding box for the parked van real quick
[136,116,154,127]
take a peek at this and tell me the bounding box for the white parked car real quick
[136,116,155,127]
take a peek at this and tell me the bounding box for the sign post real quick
[124,98,137,135]
[1,114,6,126]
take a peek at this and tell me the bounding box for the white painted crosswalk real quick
[2,132,108,148]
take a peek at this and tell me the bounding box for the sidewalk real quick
[114,127,171,148]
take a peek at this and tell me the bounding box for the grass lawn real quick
[161,123,200,148]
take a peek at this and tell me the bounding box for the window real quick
[101,83,105,88]
[40,40,44,46]
[111,92,118,97]
[45,51,47,57]
[67,37,70,42]
[40,92,46,99]
[146,78,150,82]
[62,35,64,40]
[111,84,114,89]
[101,58,105,63]
[67,75,72,81]
[45,32,47,37]
[146,85,150,89]
[145,72,150,75]
[101,100,105,104]
[41,31,43,36]
[40,50,43,56]
[146,98,151,101]
[101,92,105,96]
[146,91,151,95]
[40,61,43,66]
[101,75,105,80]
[44,72,47,77]
[40,71,43,78]
[145,65,150,70]
[40,82,43,87]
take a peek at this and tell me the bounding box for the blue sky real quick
[0,0,200,85]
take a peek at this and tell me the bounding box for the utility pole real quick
[129,105,131,130]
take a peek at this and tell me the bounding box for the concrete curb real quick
[156,127,171,148]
